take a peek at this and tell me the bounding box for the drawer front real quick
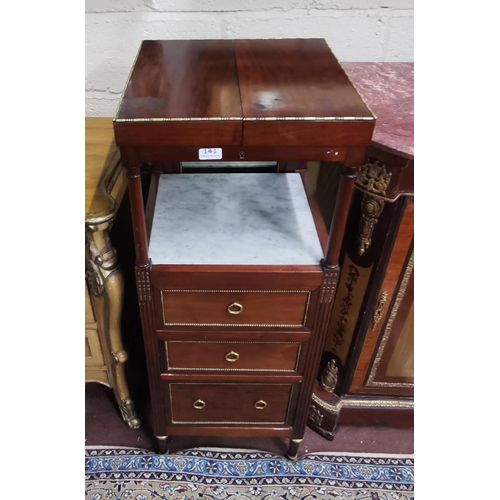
[161,290,310,327]
[169,383,294,424]
[165,340,301,372]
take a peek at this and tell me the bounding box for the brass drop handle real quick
[254,400,267,410]
[193,399,206,410]
[225,351,240,362]
[227,302,243,315]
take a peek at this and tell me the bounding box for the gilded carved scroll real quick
[355,159,392,255]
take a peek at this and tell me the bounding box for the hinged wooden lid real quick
[113,39,375,148]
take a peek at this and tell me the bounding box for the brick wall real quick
[85,0,414,116]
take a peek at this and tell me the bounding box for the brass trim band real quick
[163,322,303,327]
[311,392,414,413]
[114,116,375,123]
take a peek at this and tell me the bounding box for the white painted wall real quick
[85,0,414,116]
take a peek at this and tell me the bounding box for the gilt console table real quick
[112,39,375,458]
[85,117,141,429]
[308,63,414,438]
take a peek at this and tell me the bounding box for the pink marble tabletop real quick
[341,62,414,159]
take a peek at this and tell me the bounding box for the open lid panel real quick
[113,39,375,149]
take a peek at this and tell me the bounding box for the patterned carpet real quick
[85,447,414,499]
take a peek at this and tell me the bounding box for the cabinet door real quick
[348,199,414,397]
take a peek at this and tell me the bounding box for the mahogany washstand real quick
[113,39,375,458]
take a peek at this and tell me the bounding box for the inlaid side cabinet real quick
[112,39,375,458]
[308,63,414,438]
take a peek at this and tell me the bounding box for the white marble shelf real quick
[149,173,325,265]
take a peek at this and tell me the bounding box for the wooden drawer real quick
[169,383,294,424]
[165,340,302,372]
[160,290,310,327]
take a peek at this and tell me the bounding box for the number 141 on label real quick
[198,148,223,160]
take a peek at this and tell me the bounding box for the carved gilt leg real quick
[86,220,141,429]
[104,271,141,429]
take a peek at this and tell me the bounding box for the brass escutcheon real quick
[193,399,206,410]
[227,302,243,315]
[225,351,240,362]
[254,400,267,410]
[372,291,388,330]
